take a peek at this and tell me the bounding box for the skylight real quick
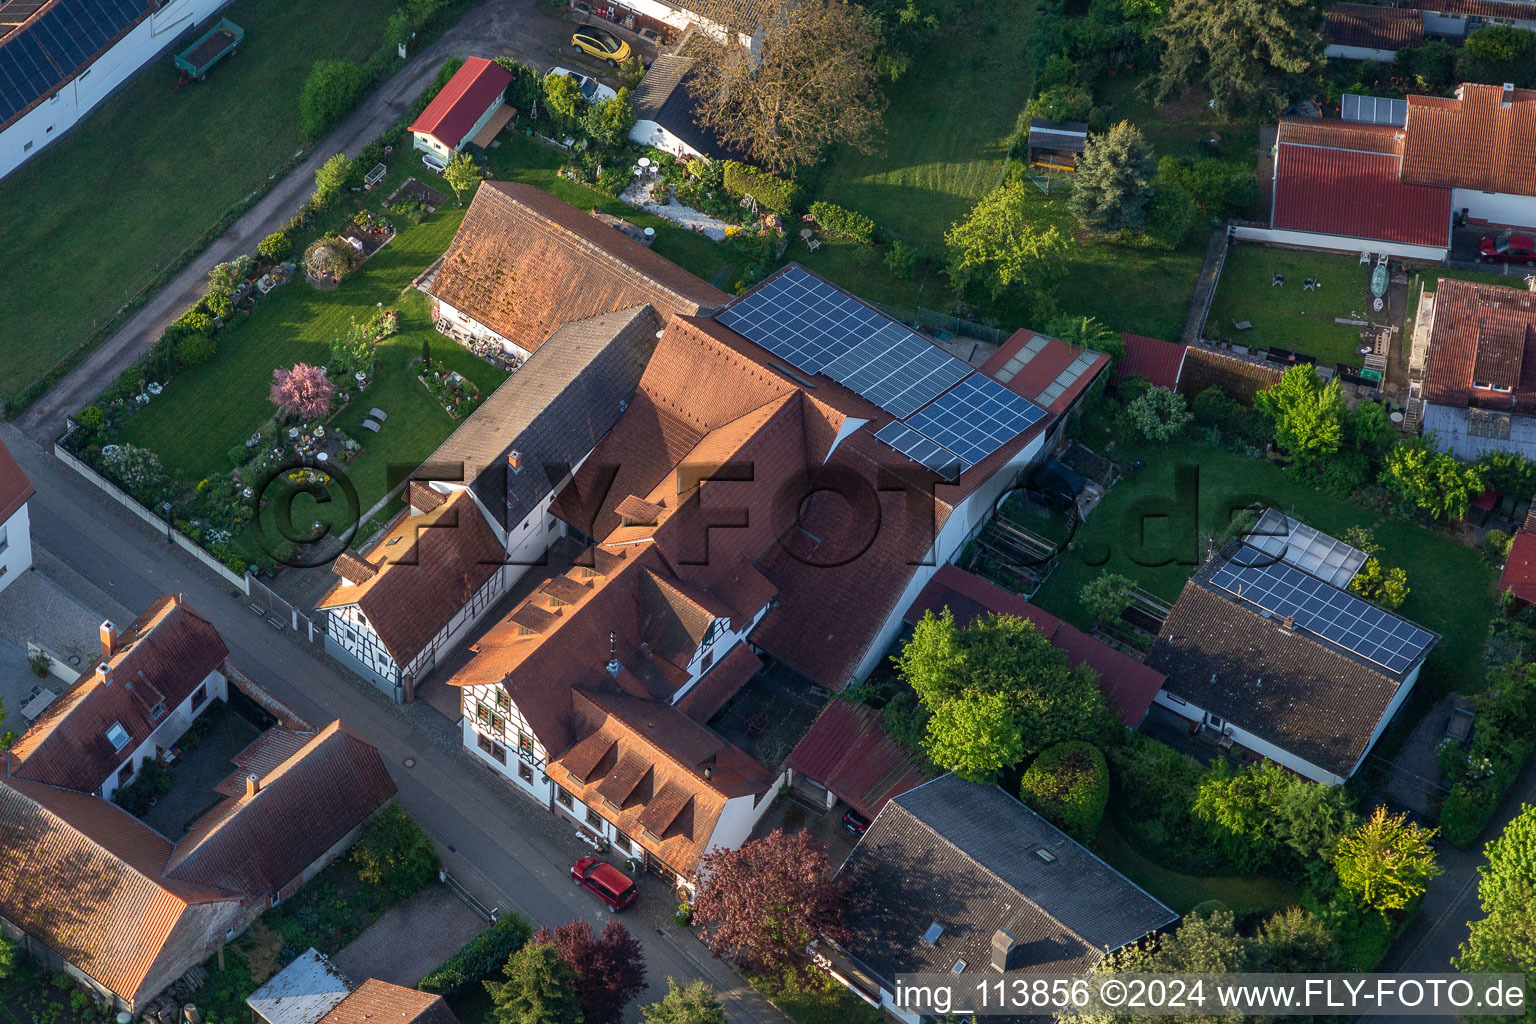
[106,722,131,751]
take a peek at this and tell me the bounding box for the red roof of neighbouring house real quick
[1115,333,1186,390]
[1324,3,1424,49]
[408,57,513,150]
[1472,488,1499,512]
[982,330,1109,413]
[784,700,930,819]
[903,565,1165,727]
[1272,119,1452,248]
[1401,84,1536,197]
[1501,527,1536,603]
[1421,278,1536,411]
[0,437,34,524]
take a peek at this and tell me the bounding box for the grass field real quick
[1206,246,1383,367]
[1029,439,1498,698]
[0,0,395,412]
[1093,819,1300,916]
[116,188,501,517]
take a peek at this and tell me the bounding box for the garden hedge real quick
[723,161,799,217]
[1019,741,1109,840]
[418,911,533,994]
[809,201,875,244]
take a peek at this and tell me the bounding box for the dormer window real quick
[1474,380,1514,393]
[106,722,131,751]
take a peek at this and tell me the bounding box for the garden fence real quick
[867,301,1012,346]
[245,572,326,650]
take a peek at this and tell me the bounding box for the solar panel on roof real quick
[716,266,885,375]
[1209,557,1435,674]
[823,323,971,417]
[1341,93,1407,127]
[905,374,1048,466]
[1235,508,1367,589]
[874,421,965,477]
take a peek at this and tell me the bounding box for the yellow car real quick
[571,25,632,67]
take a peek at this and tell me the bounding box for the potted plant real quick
[28,651,51,677]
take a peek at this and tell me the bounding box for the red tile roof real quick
[784,700,930,819]
[1422,277,1536,410]
[322,980,459,1024]
[428,182,729,354]
[1115,333,1186,390]
[0,436,34,524]
[982,330,1110,413]
[675,644,761,723]
[317,489,506,665]
[1499,530,1536,603]
[903,565,1165,728]
[1273,120,1451,248]
[1410,0,1536,21]
[1401,84,1536,196]
[1325,3,1424,48]
[407,57,513,151]
[10,595,228,793]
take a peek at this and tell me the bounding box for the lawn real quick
[1092,819,1300,916]
[1029,438,1498,698]
[752,971,883,1024]
[0,0,397,414]
[811,5,1035,256]
[109,167,507,564]
[1206,245,1384,367]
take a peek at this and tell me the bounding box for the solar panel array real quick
[872,422,963,478]
[715,268,883,376]
[1036,352,1099,408]
[1233,508,1368,589]
[822,323,972,418]
[1210,557,1436,674]
[906,375,1048,467]
[1341,93,1407,127]
[0,0,145,124]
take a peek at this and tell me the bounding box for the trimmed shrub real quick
[257,231,292,261]
[177,333,216,368]
[75,405,105,436]
[722,161,799,216]
[418,912,533,994]
[809,201,875,244]
[1019,741,1109,840]
[299,60,367,144]
[350,802,441,899]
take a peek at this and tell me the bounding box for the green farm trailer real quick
[175,18,243,81]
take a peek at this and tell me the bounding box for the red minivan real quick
[570,856,638,911]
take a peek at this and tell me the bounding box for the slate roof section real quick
[1272,118,1452,248]
[0,0,153,131]
[1422,278,1536,411]
[407,56,512,151]
[1146,544,1435,778]
[428,182,728,355]
[1115,333,1186,390]
[245,948,352,1024]
[1401,83,1536,196]
[424,305,661,532]
[317,490,506,666]
[630,55,737,160]
[1324,3,1424,48]
[10,595,228,792]
[784,700,930,818]
[835,775,1176,989]
[320,979,459,1024]
[0,435,34,522]
[903,565,1165,728]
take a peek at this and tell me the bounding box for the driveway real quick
[331,885,486,988]
[15,0,637,445]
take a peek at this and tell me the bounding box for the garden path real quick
[620,179,733,240]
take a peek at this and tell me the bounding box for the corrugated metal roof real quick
[245,948,352,1024]
[784,700,930,819]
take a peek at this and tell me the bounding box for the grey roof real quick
[1028,118,1089,152]
[633,55,693,120]
[631,55,737,161]
[834,775,1176,988]
[423,305,662,531]
[246,948,352,1024]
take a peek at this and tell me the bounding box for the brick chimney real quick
[97,662,113,686]
[1502,82,1515,109]
[507,449,523,473]
[245,774,260,798]
[100,620,118,660]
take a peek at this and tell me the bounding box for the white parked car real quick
[546,66,617,104]
[420,150,447,173]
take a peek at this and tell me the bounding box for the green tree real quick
[299,59,367,143]
[642,979,726,1024]
[583,88,637,149]
[1081,908,1252,1024]
[257,231,291,261]
[1348,557,1410,611]
[618,55,646,90]
[1396,39,1457,93]
[313,152,357,210]
[443,151,482,205]
[945,180,1069,300]
[350,802,441,899]
[1477,450,1536,499]
[894,610,1118,782]
[1349,400,1393,453]
[1018,741,1110,840]
[544,70,587,120]
[489,942,584,1024]
[1334,806,1441,912]
[1124,385,1192,442]
[0,931,14,988]
[1044,314,1124,363]
[1025,83,1093,124]
[1454,805,1536,1022]
[1154,155,1259,218]
[1457,25,1536,88]
[1380,434,1486,521]
[1152,0,1326,118]
[1081,571,1136,624]
[1069,121,1158,233]
[1193,761,1359,878]
[1254,364,1344,467]
[384,9,413,50]
[1254,907,1342,972]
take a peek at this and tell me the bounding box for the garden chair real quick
[1271,272,1284,287]
[1359,251,1371,264]
[370,407,388,421]
[361,419,381,433]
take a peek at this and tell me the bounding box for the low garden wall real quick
[53,440,249,591]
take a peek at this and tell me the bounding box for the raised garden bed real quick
[416,366,481,419]
[385,177,447,212]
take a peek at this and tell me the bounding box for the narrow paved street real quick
[16,0,621,446]
[1,424,787,1024]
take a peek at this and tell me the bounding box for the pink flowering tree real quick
[269,363,333,420]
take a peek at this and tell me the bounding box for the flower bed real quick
[416,364,481,419]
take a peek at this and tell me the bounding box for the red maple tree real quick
[534,918,648,1024]
[269,363,333,419]
[692,828,847,981]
